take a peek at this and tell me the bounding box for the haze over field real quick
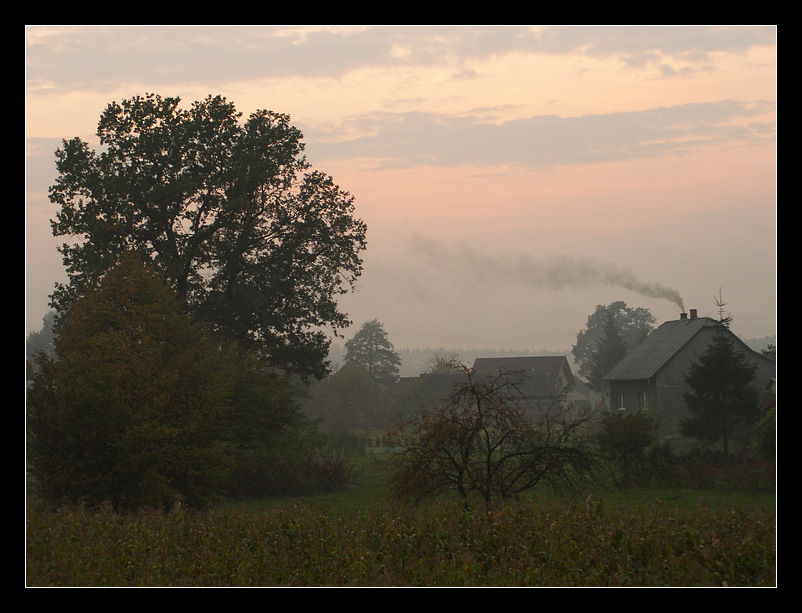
[25,25,777,353]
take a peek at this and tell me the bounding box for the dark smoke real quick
[409,235,684,310]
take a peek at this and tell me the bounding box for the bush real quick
[324,431,368,457]
[670,451,775,492]
[596,412,658,488]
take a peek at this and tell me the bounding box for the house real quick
[602,309,776,440]
[471,355,578,410]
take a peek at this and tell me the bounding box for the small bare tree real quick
[388,364,598,509]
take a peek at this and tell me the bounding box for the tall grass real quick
[26,495,775,587]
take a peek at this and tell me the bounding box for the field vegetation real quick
[26,452,775,587]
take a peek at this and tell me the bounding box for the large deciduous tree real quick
[48,93,367,379]
[572,301,655,392]
[587,311,628,393]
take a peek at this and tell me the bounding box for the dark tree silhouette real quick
[389,365,597,509]
[48,93,367,379]
[344,319,401,379]
[680,325,760,453]
[572,302,655,392]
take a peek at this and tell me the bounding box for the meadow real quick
[26,456,776,587]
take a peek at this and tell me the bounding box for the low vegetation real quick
[26,455,775,587]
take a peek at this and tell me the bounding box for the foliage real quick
[753,398,775,460]
[26,254,323,509]
[389,366,598,508]
[302,362,400,431]
[587,311,628,392]
[680,325,760,453]
[26,254,234,509]
[597,412,658,488]
[323,430,369,457]
[215,349,347,498]
[48,93,367,379]
[572,301,655,391]
[26,311,57,363]
[639,442,678,488]
[421,350,467,374]
[26,499,776,586]
[670,451,775,492]
[344,319,401,379]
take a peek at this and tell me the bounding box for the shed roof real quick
[603,316,721,381]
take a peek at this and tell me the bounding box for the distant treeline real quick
[326,337,775,379]
[26,312,774,380]
[327,342,571,378]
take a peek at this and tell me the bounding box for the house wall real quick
[608,379,657,414]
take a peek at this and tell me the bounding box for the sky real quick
[25,25,777,355]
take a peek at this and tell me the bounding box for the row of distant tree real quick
[322,301,652,383]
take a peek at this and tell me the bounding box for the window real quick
[617,392,625,411]
[639,391,648,411]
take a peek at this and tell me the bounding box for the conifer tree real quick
[680,325,760,453]
[27,253,235,508]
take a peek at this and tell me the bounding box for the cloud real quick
[25,26,775,94]
[304,100,776,169]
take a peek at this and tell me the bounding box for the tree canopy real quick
[344,319,401,379]
[587,311,628,392]
[572,301,655,391]
[48,93,367,379]
[26,254,235,508]
[26,253,323,508]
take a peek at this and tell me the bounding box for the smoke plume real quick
[409,235,684,311]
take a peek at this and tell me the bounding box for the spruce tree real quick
[680,325,760,453]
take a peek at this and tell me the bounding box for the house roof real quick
[603,316,721,381]
[472,355,575,386]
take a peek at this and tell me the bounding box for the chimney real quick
[680,312,687,320]
[689,309,697,320]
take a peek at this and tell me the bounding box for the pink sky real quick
[26,26,777,355]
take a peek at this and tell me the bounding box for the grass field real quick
[26,456,776,587]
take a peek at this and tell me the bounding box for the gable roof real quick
[472,355,575,386]
[603,316,721,381]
